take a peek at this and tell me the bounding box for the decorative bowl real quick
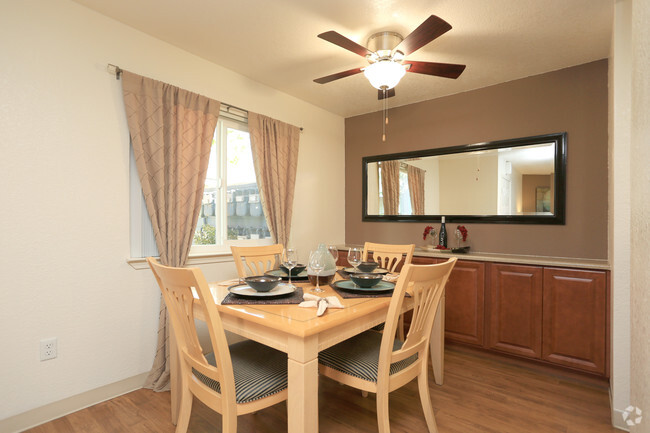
[279,263,307,276]
[357,261,379,273]
[350,273,383,288]
[244,275,282,292]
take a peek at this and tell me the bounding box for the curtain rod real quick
[107,64,303,131]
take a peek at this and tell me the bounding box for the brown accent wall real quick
[345,60,608,259]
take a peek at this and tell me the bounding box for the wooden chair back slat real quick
[231,244,284,277]
[362,242,415,273]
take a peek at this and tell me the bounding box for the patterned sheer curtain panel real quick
[407,164,425,215]
[381,160,400,215]
[248,113,300,248]
[121,71,220,391]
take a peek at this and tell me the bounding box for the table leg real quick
[430,293,445,385]
[287,336,319,433]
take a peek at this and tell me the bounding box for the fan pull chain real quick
[382,87,387,142]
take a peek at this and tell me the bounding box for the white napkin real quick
[383,273,400,282]
[299,293,344,316]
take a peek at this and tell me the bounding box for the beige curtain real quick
[122,71,220,391]
[381,160,400,215]
[248,113,300,247]
[407,165,425,215]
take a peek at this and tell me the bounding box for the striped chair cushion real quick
[192,340,287,404]
[319,331,418,383]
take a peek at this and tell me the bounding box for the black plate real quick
[331,279,395,293]
[265,269,309,281]
[341,267,389,276]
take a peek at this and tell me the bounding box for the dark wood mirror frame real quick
[362,132,567,224]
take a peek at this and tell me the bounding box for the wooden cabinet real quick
[444,261,485,346]
[487,264,607,375]
[337,248,608,376]
[488,264,543,358]
[542,268,607,375]
[402,255,485,347]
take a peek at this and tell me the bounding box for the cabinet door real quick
[542,268,607,374]
[489,264,543,358]
[444,260,485,346]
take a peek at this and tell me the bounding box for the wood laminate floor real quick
[25,344,622,433]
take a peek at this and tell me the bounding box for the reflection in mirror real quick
[362,133,566,224]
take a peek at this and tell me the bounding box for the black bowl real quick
[350,273,383,288]
[357,261,379,273]
[279,263,307,276]
[244,275,282,292]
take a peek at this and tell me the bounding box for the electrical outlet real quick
[40,338,57,361]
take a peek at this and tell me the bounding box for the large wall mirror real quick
[362,133,567,224]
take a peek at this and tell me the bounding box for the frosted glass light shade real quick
[363,61,406,90]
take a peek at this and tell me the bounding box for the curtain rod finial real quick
[107,64,122,80]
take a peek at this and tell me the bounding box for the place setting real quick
[264,247,309,282]
[330,247,397,298]
[222,275,305,305]
[221,247,305,305]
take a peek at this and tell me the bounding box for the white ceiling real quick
[72,0,613,118]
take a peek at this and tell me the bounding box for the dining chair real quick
[146,258,288,433]
[363,242,416,340]
[362,242,415,273]
[230,244,284,277]
[318,257,457,433]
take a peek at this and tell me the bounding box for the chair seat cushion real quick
[193,340,287,404]
[319,331,418,383]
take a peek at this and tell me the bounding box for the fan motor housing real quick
[367,31,403,57]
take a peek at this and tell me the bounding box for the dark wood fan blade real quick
[318,31,373,57]
[405,60,466,79]
[378,88,396,100]
[394,15,452,56]
[313,67,364,84]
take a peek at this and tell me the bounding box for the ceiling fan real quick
[313,15,466,100]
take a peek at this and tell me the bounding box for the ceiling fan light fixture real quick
[363,60,406,90]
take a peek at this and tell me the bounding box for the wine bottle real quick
[439,216,448,248]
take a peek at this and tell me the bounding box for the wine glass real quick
[347,247,362,273]
[327,245,339,265]
[283,248,297,288]
[309,250,326,293]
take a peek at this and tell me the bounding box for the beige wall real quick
[609,0,632,428]
[345,60,608,259]
[0,0,345,426]
[630,0,650,430]
[439,154,498,214]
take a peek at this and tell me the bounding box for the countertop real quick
[337,245,610,271]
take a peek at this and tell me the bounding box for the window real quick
[192,118,271,253]
[129,116,270,258]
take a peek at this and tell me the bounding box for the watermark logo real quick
[622,406,643,427]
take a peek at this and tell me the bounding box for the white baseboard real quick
[0,373,149,433]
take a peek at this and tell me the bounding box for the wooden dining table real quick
[178,274,445,433]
